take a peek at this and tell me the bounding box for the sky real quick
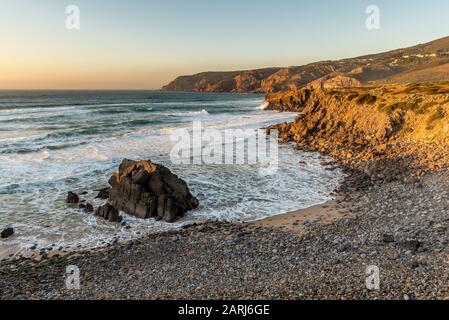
[1,0,449,90]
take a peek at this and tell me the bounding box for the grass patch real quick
[403,127,414,134]
[355,93,377,105]
[401,83,449,95]
[378,102,417,114]
[426,107,446,129]
[415,101,437,115]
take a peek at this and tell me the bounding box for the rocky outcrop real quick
[67,192,80,204]
[265,82,449,176]
[95,188,110,200]
[1,228,14,239]
[95,203,121,223]
[79,203,94,213]
[309,75,362,90]
[162,68,280,93]
[108,160,199,223]
[162,36,449,93]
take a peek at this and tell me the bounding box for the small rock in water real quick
[95,188,110,200]
[67,192,80,204]
[95,203,120,223]
[1,227,14,239]
[84,203,94,213]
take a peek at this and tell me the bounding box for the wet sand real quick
[251,198,351,235]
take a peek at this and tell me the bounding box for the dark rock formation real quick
[67,192,80,204]
[95,188,110,200]
[95,203,121,223]
[1,227,14,239]
[108,160,199,223]
[84,203,94,213]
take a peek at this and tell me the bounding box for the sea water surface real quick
[0,91,343,259]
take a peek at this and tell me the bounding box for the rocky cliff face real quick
[162,36,449,93]
[265,82,449,176]
[162,68,280,93]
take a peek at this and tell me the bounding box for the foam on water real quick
[0,91,344,260]
[256,101,270,110]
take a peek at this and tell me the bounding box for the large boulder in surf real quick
[108,160,199,223]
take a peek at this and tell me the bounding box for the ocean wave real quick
[86,104,154,114]
[43,127,103,140]
[256,101,270,110]
[0,102,153,112]
[164,109,210,117]
[0,142,85,155]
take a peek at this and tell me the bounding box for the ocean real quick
[0,91,343,259]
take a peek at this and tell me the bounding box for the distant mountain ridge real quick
[162,36,449,93]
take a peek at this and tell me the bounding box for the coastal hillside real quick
[265,82,449,177]
[162,36,449,93]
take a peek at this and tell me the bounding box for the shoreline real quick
[0,106,338,265]
[250,198,351,236]
[2,86,449,299]
[2,165,448,299]
[1,142,449,299]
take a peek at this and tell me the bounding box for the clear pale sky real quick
[1,0,449,90]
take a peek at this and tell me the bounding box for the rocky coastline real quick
[1,83,449,299]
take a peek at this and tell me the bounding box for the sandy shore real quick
[251,198,351,235]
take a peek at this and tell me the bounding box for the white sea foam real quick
[256,101,270,110]
[164,109,210,117]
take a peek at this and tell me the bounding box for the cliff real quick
[162,36,449,93]
[265,82,449,178]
